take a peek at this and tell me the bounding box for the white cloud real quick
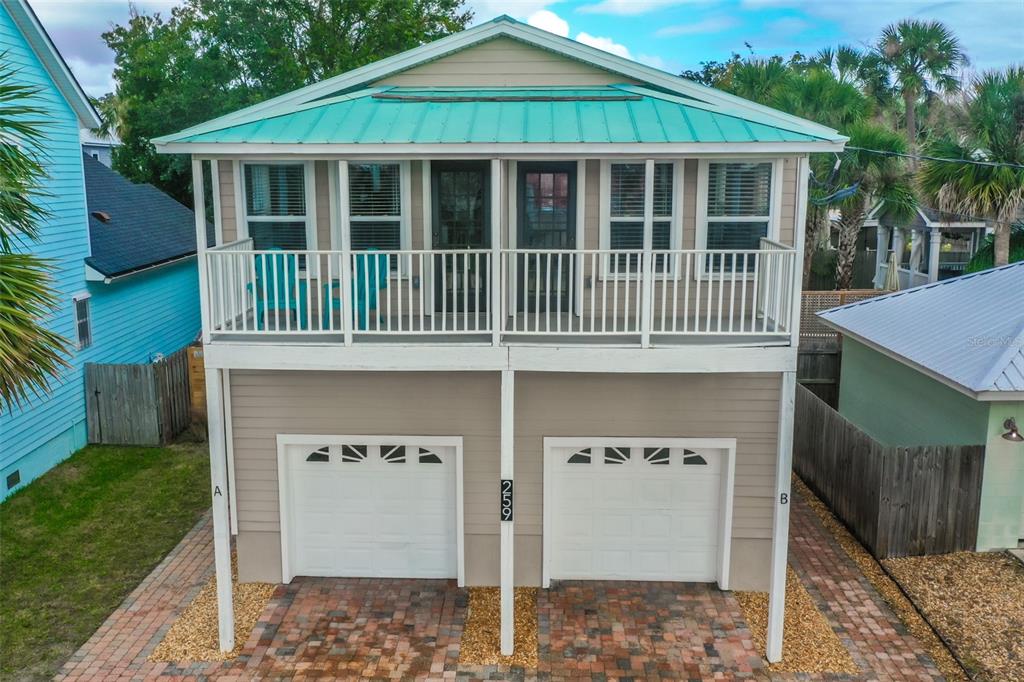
[468,0,557,23]
[765,16,810,36]
[577,0,701,16]
[575,32,632,58]
[655,16,738,37]
[526,9,570,36]
[637,53,681,72]
[66,57,115,97]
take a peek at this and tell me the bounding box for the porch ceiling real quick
[155,85,840,147]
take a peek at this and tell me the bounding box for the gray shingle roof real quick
[817,262,1024,395]
[83,153,198,278]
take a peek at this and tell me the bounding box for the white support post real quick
[222,369,238,536]
[789,156,809,347]
[337,161,353,345]
[927,227,942,283]
[640,159,655,348]
[211,159,223,246]
[192,158,211,344]
[500,369,515,656]
[491,159,502,346]
[874,226,890,288]
[766,370,796,663]
[205,367,235,653]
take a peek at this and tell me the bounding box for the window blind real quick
[245,164,305,217]
[349,163,401,217]
[707,162,772,217]
[248,220,309,251]
[610,163,645,217]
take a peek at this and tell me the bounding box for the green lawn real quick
[0,443,210,680]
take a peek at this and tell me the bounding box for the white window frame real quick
[238,160,317,254]
[346,160,412,279]
[72,292,92,350]
[599,159,683,279]
[275,433,465,586]
[542,436,735,589]
[695,158,782,279]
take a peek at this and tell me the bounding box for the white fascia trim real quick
[154,19,840,145]
[977,390,1024,402]
[157,141,846,155]
[4,0,101,128]
[542,436,736,589]
[201,341,795,373]
[275,433,465,586]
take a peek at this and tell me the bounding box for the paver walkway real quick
[58,489,945,681]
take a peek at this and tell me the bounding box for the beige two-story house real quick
[154,15,846,662]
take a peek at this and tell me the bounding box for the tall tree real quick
[103,0,471,204]
[877,20,967,158]
[0,63,69,410]
[918,67,1024,267]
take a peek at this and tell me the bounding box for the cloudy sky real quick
[31,0,1024,98]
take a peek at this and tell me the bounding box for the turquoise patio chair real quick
[249,248,304,329]
[321,249,389,330]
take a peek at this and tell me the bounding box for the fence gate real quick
[85,347,192,446]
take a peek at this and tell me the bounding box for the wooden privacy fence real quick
[85,346,192,446]
[793,384,985,558]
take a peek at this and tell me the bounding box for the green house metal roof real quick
[158,85,835,146]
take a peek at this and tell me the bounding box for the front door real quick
[517,162,577,313]
[432,161,490,314]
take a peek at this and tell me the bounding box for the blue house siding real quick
[0,5,202,499]
[1,3,92,496]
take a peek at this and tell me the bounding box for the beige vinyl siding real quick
[374,37,638,88]
[218,161,237,243]
[229,369,780,587]
[314,160,332,248]
[779,157,797,245]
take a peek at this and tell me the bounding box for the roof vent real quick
[92,211,111,223]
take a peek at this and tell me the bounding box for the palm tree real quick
[0,62,69,410]
[833,123,917,289]
[877,20,967,158]
[918,67,1024,267]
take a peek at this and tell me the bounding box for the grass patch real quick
[0,443,210,680]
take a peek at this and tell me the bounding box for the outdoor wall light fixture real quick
[1002,418,1024,443]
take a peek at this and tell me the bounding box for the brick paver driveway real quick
[59,489,944,681]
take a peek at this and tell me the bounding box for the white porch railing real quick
[205,243,798,343]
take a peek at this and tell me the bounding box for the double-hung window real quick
[347,162,407,271]
[603,161,677,273]
[243,162,312,251]
[699,160,775,273]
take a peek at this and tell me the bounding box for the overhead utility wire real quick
[844,146,1024,171]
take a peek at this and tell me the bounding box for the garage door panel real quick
[550,443,727,583]
[286,442,457,580]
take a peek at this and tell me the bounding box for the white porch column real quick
[640,159,655,348]
[500,368,515,655]
[491,159,502,346]
[337,161,353,345]
[192,158,211,344]
[874,226,890,287]
[892,229,905,270]
[909,229,924,273]
[206,366,235,653]
[766,370,796,663]
[927,227,942,283]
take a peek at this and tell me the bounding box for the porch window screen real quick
[704,162,772,271]
[608,162,673,271]
[349,162,402,251]
[243,163,309,251]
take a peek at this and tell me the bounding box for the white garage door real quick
[548,443,728,582]
[284,441,457,579]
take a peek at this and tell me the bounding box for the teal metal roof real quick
[158,85,834,146]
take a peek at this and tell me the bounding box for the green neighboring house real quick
[819,262,1024,551]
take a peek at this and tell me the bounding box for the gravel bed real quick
[794,475,968,681]
[883,551,1024,681]
[458,586,539,668]
[148,555,276,662]
[735,566,858,674]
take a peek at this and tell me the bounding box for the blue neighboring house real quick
[0,0,202,500]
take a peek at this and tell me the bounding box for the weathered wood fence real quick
[793,384,985,558]
[85,346,193,446]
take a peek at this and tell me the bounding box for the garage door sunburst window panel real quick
[603,447,630,464]
[381,445,406,463]
[567,448,592,464]
[339,444,368,463]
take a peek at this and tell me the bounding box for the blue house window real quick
[73,294,92,349]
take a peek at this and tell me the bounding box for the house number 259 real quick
[500,479,514,522]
